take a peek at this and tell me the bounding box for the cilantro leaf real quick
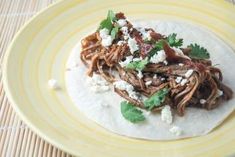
[108,10,117,22]
[111,25,119,40]
[188,43,210,59]
[126,57,148,71]
[121,101,145,123]
[155,39,165,50]
[98,19,113,32]
[167,33,183,48]
[144,88,169,110]
[98,10,116,32]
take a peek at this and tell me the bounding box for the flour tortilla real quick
[65,20,235,140]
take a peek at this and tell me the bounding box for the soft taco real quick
[65,11,234,140]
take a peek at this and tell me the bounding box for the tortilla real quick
[65,20,235,140]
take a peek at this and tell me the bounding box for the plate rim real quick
[2,0,235,156]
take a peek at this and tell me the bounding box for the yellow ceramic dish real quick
[3,0,235,156]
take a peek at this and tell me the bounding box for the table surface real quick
[0,0,234,157]
[0,0,73,156]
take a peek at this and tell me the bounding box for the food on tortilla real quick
[80,10,233,123]
[66,10,235,140]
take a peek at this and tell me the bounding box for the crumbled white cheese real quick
[121,26,129,36]
[117,19,127,27]
[153,74,157,79]
[128,37,139,53]
[145,80,152,86]
[173,48,191,60]
[142,31,152,41]
[173,48,184,56]
[200,99,206,104]
[146,31,152,41]
[129,92,139,100]
[117,40,126,46]
[136,27,152,41]
[119,56,133,67]
[137,70,143,79]
[163,60,168,65]
[175,76,182,84]
[216,89,223,97]
[173,48,183,55]
[124,35,129,40]
[101,35,112,47]
[113,80,132,90]
[113,80,139,100]
[99,28,113,47]
[161,105,173,124]
[169,126,182,136]
[132,57,142,62]
[91,85,110,93]
[180,79,188,86]
[48,79,60,90]
[178,63,184,66]
[185,69,194,78]
[88,74,109,86]
[149,50,166,64]
[99,28,109,38]
[87,74,110,93]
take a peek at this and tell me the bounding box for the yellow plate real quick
[3,0,235,156]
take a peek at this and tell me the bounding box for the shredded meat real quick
[80,12,233,116]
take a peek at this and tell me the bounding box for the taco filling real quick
[66,11,235,140]
[80,11,233,123]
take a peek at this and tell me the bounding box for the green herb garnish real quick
[167,33,183,48]
[98,18,113,32]
[108,10,117,21]
[121,101,145,123]
[155,39,165,49]
[126,57,148,71]
[188,43,210,59]
[144,88,169,110]
[111,25,119,39]
[98,10,116,32]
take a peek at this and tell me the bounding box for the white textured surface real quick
[65,20,235,140]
